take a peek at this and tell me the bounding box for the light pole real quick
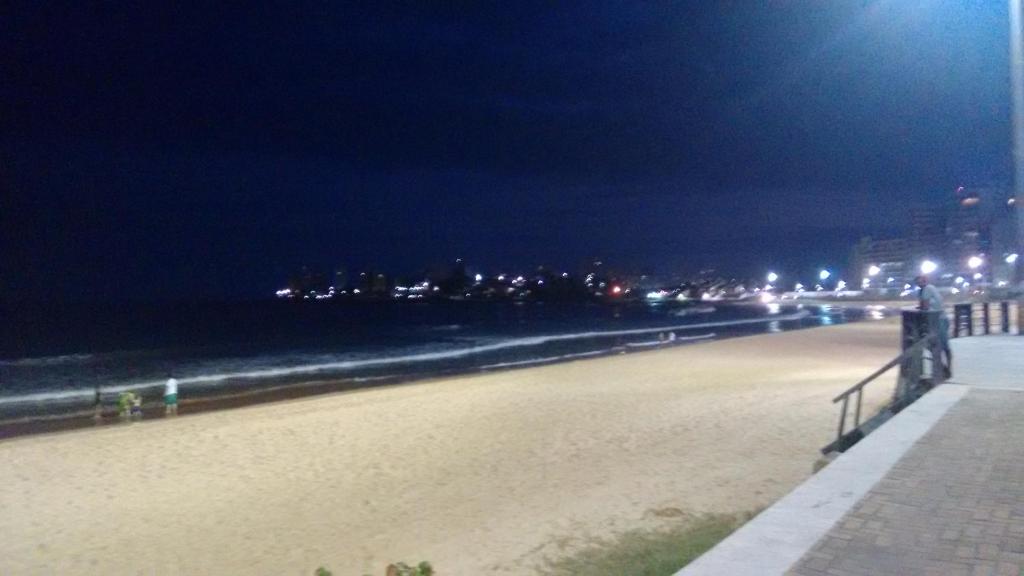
[1012,0,1024,289]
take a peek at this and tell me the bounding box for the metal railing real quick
[953,301,1018,338]
[824,301,1018,454]
[823,310,945,454]
[824,336,934,454]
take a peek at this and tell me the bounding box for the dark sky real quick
[1,1,1012,300]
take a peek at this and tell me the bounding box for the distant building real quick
[371,272,389,295]
[333,267,348,291]
[908,204,947,264]
[287,267,329,297]
[850,236,911,286]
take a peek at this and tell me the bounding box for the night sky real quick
[2,2,1013,300]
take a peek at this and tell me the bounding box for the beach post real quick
[983,302,991,335]
[92,385,103,424]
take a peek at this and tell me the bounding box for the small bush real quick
[390,561,433,576]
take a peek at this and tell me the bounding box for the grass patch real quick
[539,512,756,576]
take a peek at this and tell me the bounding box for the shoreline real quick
[0,308,892,441]
[1,331,726,440]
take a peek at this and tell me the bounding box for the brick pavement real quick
[788,388,1024,576]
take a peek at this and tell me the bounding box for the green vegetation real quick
[388,562,434,576]
[325,560,433,576]
[539,512,755,576]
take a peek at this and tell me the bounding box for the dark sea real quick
[0,299,889,419]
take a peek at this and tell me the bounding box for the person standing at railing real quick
[916,275,952,378]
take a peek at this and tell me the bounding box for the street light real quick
[968,255,984,270]
[819,269,831,281]
[766,271,779,283]
[920,260,939,275]
[867,264,881,277]
[1010,0,1024,286]
[1007,253,1020,264]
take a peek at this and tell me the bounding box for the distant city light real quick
[867,265,881,277]
[967,256,983,270]
[611,286,622,295]
[646,290,667,300]
[955,276,965,285]
[497,275,505,281]
[818,269,831,281]
[766,271,779,283]
[474,274,483,282]
[760,292,776,303]
[973,272,983,280]
[835,280,847,291]
[919,260,938,275]
[1007,253,1019,264]
[794,282,805,292]
[561,272,569,278]
[861,278,870,289]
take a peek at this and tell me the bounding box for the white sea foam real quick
[0,353,95,367]
[478,350,609,369]
[624,332,716,348]
[672,305,717,316]
[481,332,717,369]
[0,310,809,405]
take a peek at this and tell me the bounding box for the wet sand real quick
[0,318,902,575]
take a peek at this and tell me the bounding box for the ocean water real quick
[0,300,886,418]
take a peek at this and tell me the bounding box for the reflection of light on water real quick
[820,315,834,326]
[768,320,782,333]
[869,310,885,320]
[766,303,780,315]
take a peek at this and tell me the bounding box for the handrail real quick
[831,336,933,403]
[825,332,937,454]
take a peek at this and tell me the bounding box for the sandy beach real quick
[0,319,903,575]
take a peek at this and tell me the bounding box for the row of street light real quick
[762,252,1019,294]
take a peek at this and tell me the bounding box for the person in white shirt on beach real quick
[164,375,179,416]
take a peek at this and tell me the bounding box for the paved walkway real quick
[788,387,1024,576]
[679,335,1024,576]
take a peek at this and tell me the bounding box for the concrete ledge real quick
[675,384,969,576]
